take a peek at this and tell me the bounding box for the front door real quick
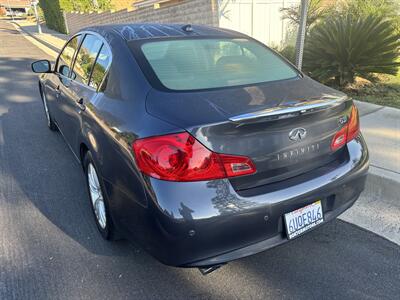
[47,35,81,128]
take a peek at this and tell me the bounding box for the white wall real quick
[219,0,300,47]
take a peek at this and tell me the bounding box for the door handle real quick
[76,98,86,111]
[55,85,61,98]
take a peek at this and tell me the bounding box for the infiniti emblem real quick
[289,127,307,141]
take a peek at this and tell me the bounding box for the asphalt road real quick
[0,20,399,300]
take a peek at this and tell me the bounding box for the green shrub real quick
[60,0,112,12]
[340,0,399,19]
[303,14,400,87]
[276,45,296,65]
[39,0,113,34]
[39,0,68,34]
[281,0,332,30]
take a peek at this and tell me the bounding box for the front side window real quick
[140,38,299,91]
[72,34,103,85]
[57,35,81,77]
[89,45,111,90]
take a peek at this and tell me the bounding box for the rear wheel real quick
[40,85,57,131]
[84,151,116,240]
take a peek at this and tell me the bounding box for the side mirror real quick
[31,60,52,73]
[59,65,70,77]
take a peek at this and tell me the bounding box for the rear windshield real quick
[139,38,298,91]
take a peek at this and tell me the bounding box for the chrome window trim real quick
[55,34,82,75]
[62,30,113,93]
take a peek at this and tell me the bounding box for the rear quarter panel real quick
[79,36,183,237]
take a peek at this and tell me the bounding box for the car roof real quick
[82,23,247,43]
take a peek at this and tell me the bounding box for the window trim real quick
[88,43,103,86]
[88,43,111,91]
[129,35,302,93]
[58,31,113,92]
[55,34,82,78]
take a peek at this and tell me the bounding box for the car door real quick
[58,33,110,156]
[45,35,82,124]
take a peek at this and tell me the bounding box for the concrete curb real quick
[339,169,400,245]
[369,165,400,183]
[343,101,400,245]
[354,100,385,117]
[11,21,62,56]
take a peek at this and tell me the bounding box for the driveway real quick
[0,20,399,299]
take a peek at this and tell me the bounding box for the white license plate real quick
[284,200,324,240]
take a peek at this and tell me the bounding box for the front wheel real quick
[84,151,116,240]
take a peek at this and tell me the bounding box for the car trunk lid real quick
[146,77,352,190]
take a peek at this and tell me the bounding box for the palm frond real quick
[303,14,400,86]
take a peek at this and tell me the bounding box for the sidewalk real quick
[12,20,67,58]
[355,100,400,180]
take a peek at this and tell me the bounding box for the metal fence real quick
[218,0,300,47]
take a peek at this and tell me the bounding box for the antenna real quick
[181,24,193,33]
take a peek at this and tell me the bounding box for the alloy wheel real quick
[87,163,107,229]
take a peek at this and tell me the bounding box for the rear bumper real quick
[143,136,369,267]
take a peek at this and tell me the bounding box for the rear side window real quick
[89,45,111,90]
[140,38,298,91]
[72,34,103,85]
[57,35,81,77]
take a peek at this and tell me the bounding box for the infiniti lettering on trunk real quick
[277,143,321,161]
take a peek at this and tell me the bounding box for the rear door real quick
[58,34,111,155]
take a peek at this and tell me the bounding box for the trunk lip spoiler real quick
[229,96,349,123]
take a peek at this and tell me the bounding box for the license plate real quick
[284,200,324,240]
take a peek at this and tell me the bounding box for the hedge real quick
[39,0,68,34]
[39,0,113,34]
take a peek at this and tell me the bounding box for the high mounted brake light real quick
[132,132,256,181]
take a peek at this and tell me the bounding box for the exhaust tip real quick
[198,264,224,275]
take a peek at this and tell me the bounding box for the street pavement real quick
[0,20,399,299]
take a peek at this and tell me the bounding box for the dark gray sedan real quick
[31,23,369,274]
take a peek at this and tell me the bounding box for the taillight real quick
[132,132,256,181]
[331,126,347,150]
[347,104,360,141]
[331,105,360,151]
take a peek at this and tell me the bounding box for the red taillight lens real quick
[331,126,347,150]
[347,104,360,141]
[331,105,360,151]
[132,132,256,181]
[219,154,256,178]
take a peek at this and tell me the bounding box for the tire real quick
[83,151,116,240]
[40,85,58,131]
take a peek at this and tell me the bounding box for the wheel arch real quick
[79,142,89,166]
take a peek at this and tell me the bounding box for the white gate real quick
[218,0,300,47]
